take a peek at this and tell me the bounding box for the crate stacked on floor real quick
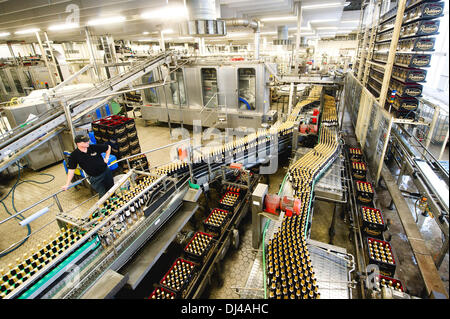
[348,145,404,291]
[369,0,445,119]
[91,115,149,171]
[147,185,244,299]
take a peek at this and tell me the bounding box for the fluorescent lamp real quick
[141,5,188,20]
[87,16,125,26]
[143,31,149,35]
[48,23,79,31]
[227,32,252,37]
[0,32,10,37]
[15,28,40,34]
[260,16,296,22]
[303,2,343,10]
[288,26,312,31]
[309,19,339,23]
[162,29,174,34]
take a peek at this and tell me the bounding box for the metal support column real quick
[35,31,57,87]
[379,0,406,110]
[44,31,62,82]
[85,27,101,82]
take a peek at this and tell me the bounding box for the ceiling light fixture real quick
[141,5,188,20]
[161,29,174,34]
[0,32,11,37]
[87,16,126,26]
[48,23,79,31]
[302,2,343,10]
[341,20,360,23]
[260,16,296,22]
[309,19,339,23]
[143,31,149,35]
[15,28,40,35]
[316,27,339,30]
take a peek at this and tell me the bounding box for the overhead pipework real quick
[181,0,227,37]
[273,25,292,46]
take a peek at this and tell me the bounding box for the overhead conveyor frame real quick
[0,52,175,173]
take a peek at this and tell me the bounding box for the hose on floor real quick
[0,162,55,258]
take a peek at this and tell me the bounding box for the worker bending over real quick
[62,135,114,198]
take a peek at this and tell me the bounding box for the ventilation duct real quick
[181,0,226,37]
[273,25,292,45]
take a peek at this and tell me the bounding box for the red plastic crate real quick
[148,286,176,299]
[203,208,231,237]
[378,275,404,292]
[159,258,197,297]
[184,232,215,263]
[366,237,396,277]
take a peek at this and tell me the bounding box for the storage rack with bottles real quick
[364,0,445,119]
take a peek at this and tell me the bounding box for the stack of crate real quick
[91,115,148,171]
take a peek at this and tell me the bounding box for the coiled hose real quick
[0,162,55,258]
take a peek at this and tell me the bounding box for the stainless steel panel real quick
[218,66,237,109]
[184,67,203,108]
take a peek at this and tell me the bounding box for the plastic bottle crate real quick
[377,275,404,293]
[159,258,197,298]
[355,181,375,204]
[128,137,140,149]
[352,161,367,180]
[349,147,363,162]
[148,286,176,299]
[126,127,138,140]
[130,145,141,155]
[183,232,215,264]
[203,208,231,238]
[366,237,396,277]
[218,189,242,212]
[360,206,386,238]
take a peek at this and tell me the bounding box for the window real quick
[0,69,12,93]
[201,68,218,108]
[142,70,159,104]
[238,68,256,110]
[170,69,186,106]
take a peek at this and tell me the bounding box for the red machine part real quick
[264,194,280,215]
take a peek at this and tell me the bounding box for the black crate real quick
[126,127,138,140]
[351,161,367,180]
[360,206,386,238]
[366,237,396,277]
[203,208,231,238]
[355,181,374,204]
[129,145,141,155]
[128,137,140,149]
[378,275,404,293]
[183,232,215,264]
[159,258,197,298]
[349,147,363,162]
[109,133,129,145]
[148,286,176,299]
[218,190,242,212]
[124,119,136,132]
[106,121,127,136]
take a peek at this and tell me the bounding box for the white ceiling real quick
[0,0,361,44]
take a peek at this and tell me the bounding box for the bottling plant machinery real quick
[0,84,322,299]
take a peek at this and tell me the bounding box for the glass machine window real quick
[201,68,218,108]
[170,69,186,106]
[0,69,12,93]
[238,68,256,110]
[9,68,24,94]
[142,71,159,104]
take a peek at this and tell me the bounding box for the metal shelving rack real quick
[367,0,445,118]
